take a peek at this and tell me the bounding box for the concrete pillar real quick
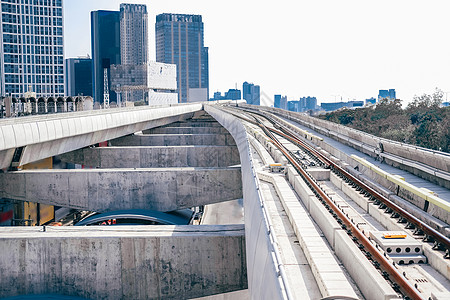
[4,97,11,117]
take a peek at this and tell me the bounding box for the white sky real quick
[64,0,450,106]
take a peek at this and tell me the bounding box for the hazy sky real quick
[64,0,450,106]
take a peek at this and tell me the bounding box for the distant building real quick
[378,89,396,101]
[156,14,209,103]
[212,92,223,101]
[301,96,317,111]
[120,4,148,65]
[210,89,241,101]
[109,61,178,105]
[65,57,93,97]
[243,82,260,105]
[91,10,121,104]
[0,0,64,98]
[225,89,241,100]
[366,97,377,105]
[287,100,300,112]
[91,4,148,104]
[321,100,364,112]
[274,95,281,108]
[274,95,288,110]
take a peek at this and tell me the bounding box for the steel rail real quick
[236,105,450,254]
[266,116,450,254]
[224,106,427,300]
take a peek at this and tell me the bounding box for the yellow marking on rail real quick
[383,234,407,239]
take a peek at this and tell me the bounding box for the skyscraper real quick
[0,0,64,98]
[120,4,148,65]
[65,57,92,97]
[92,4,148,104]
[91,10,121,104]
[274,95,287,110]
[156,13,209,103]
[243,82,260,105]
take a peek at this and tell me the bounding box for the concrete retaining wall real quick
[0,167,242,212]
[205,105,288,300]
[59,146,240,168]
[0,225,247,300]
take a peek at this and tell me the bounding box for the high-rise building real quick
[287,100,300,112]
[92,4,148,104]
[225,89,241,100]
[156,13,209,103]
[0,0,64,98]
[120,4,148,65]
[91,10,121,104]
[274,95,287,110]
[303,96,317,111]
[274,95,281,108]
[378,89,396,101]
[65,57,92,97]
[243,82,260,105]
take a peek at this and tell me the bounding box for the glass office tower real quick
[0,0,64,98]
[156,13,209,103]
[91,10,121,104]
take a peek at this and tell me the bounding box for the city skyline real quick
[63,1,450,105]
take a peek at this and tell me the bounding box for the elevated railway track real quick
[221,104,449,300]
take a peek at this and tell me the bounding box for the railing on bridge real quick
[0,95,94,118]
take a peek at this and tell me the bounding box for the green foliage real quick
[317,89,449,152]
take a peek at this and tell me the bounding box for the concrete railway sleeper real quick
[223,105,447,300]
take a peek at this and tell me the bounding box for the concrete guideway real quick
[58,145,240,168]
[0,225,246,299]
[0,167,242,212]
[0,103,203,169]
[205,105,292,299]
[231,105,450,299]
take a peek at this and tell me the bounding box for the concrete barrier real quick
[0,225,247,299]
[205,105,289,300]
[254,105,450,189]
